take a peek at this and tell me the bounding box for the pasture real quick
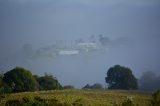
[0,89,152,106]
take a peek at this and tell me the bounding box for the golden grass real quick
[0,89,152,106]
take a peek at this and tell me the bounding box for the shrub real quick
[35,73,62,90]
[151,90,160,106]
[122,98,138,106]
[5,100,22,106]
[22,97,30,103]
[72,98,83,106]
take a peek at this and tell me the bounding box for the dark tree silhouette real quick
[2,67,37,92]
[105,65,138,90]
[82,83,103,89]
[82,84,91,89]
[35,73,62,90]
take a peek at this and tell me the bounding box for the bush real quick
[72,98,90,106]
[151,90,160,106]
[5,96,70,106]
[5,100,22,106]
[35,73,62,90]
[122,98,138,106]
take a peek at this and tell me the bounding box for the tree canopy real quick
[105,65,138,90]
[1,67,62,93]
[35,73,62,90]
[2,67,37,92]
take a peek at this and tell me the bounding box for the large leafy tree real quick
[2,67,37,92]
[35,73,62,90]
[105,65,138,90]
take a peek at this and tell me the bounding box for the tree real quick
[82,83,103,90]
[90,83,103,89]
[105,65,138,90]
[139,71,160,90]
[2,67,37,92]
[35,73,62,90]
[151,90,160,106]
[82,84,91,89]
[0,71,4,88]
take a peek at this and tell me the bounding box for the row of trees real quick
[0,67,62,93]
[0,65,159,93]
[81,65,138,90]
[0,65,137,93]
[105,65,160,90]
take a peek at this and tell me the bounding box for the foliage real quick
[122,98,138,106]
[82,84,91,89]
[91,83,103,89]
[5,96,70,106]
[2,67,37,92]
[72,98,89,106]
[1,83,13,93]
[5,99,23,106]
[82,83,103,89]
[1,67,62,93]
[35,73,62,90]
[105,65,138,90]
[151,90,160,106]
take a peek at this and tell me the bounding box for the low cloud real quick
[98,35,131,47]
[20,36,132,59]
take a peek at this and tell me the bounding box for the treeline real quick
[0,67,62,93]
[0,65,159,93]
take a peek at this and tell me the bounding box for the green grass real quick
[0,89,152,106]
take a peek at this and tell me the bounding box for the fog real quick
[139,71,160,90]
[0,0,160,88]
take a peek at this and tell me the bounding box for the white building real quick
[58,50,79,55]
[77,42,97,52]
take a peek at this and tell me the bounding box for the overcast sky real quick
[0,0,160,87]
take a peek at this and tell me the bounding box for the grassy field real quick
[0,89,152,106]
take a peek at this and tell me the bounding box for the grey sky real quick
[0,0,160,87]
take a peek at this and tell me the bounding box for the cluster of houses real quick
[56,42,98,55]
[30,35,108,58]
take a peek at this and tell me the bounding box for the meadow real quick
[0,89,152,106]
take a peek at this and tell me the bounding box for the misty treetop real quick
[105,65,138,90]
[139,71,160,91]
